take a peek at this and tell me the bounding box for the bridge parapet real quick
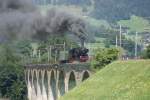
[25,63,90,71]
[25,63,91,100]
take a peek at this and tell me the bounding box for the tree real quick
[0,45,27,100]
[92,48,119,69]
[15,40,32,56]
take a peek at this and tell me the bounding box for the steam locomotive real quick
[60,47,89,64]
[60,37,89,64]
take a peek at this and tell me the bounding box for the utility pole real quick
[47,45,52,63]
[47,47,50,63]
[135,32,138,59]
[116,35,118,48]
[49,46,52,63]
[126,30,129,35]
[119,25,122,47]
[64,42,66,60]
[55,49,58,63]
[38,50,41,62]
[30,50,33,64]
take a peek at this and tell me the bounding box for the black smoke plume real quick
[0,0,87,42]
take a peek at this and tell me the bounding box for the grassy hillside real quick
[118,15,150,33]
[60,60,150,100]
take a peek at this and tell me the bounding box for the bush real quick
[142,45,150,59]
[92,48,119,69]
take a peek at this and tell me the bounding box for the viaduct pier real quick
[25,63,91,100]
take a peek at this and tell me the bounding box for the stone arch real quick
[28,70,33,100]
[33,70,38,95]
[29,70,32,86]
[25,70,28,84]
[38,70,43,94]
[82,71,90,81]
[50,70,56,100]
[58,71,65,96]
[43,71,48,99]
[68,71,76,91]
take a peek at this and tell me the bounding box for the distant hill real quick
[60,60,150,100]
[37,0,150,22]
[92,0,150,22]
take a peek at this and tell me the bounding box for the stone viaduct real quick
[25,63,91,100]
